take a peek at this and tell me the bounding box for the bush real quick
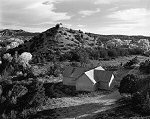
[144,50,150,57]
[45,62,64,77]
[141,94,150,115]
[131,91,146,105]
[99,48,108,59]
[66,48,89,65]
[119,74,138,95]
[123,57,139,69]
[139,60,150,74]
[70,62,81,67]
[108,49,118,57]
[119,74,150,115]
[0,51,47,118]
[129,48,144,55]
[0,78,47,118]
[104,65,120,71]
[55,23,60,29]
[64,32,67,36]
[116,48,129,56]
[131,90,150,115]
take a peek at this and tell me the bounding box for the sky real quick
[0,0,150,36]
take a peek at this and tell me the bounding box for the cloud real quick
[1,0,71,30]
[108,7,119,11]
[63,23,72,28]
[94,0,140,4]
[94,0,118,4]
[108,8,150,27]
[77,24,85,28]
[79,8,100,17]
[94,8,150,35]
[108,8,149,21]
[95,23,150,36]
[0,1,2,27]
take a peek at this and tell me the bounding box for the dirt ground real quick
[29,91,123,119]
[30,55,150,119]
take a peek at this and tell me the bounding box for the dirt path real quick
[49,90,121,108]
[38,91,122,119]
[76,91,123,119]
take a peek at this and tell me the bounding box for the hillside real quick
[0,29,39,37]
[87,33,150,42]
[4,25,150,62]
[0,29,39,53]
[0,29,39,42]
[8,26,96,59]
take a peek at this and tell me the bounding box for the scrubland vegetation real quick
[1,24,150,118]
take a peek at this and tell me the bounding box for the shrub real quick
[69,29,75,34]
[99,48,108,59]
[70,62,81,67]
[119,74,150,115]
[55,23,60,29]
[0,78,47,118]
[131,91,146,105]
[139,60,150,74]
[119,74,138,95]
[104,65,120,71]
[131,88,150,115]
[144,50,150,57]
[0,51,47,118]
[66,48,89,65]
[116,48,129,56]
[45,62,64,77]
[141,94,150,115]
[108,49,118,57]
[129,48,144,55]
[64,32,67,36]
[123,57,139,69]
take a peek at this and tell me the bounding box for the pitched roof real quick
[94,70,114,83]
[94,66,105,70]
[63,66,74,77]
[83,66,105,84]
[63,66,87,78]
[85,70,96,84]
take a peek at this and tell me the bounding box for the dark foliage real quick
[139,60,150,74]
[84,47,143,61]
[129,48,144,55]
[46,62,64,77]
[4,25,147,64]
[0,78,47,119]
[123,57,139,69]
[0,52,48,118]
[119,74,138,95]
[119,74,150,115]
[107,49,118,57]
[65,47,89,66]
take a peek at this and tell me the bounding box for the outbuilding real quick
[76,69,114,91]
[63,66,87,86]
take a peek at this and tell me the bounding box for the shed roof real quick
[94,70,114,83]
[63,66,74,77]
[94,66,105,70]
[63,66,88,78]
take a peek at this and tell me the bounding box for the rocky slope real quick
[0,29,39,53]
[3,25,150,61]
[0,29,39,37]
[8,26,96,55]
[0,29,39,43]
